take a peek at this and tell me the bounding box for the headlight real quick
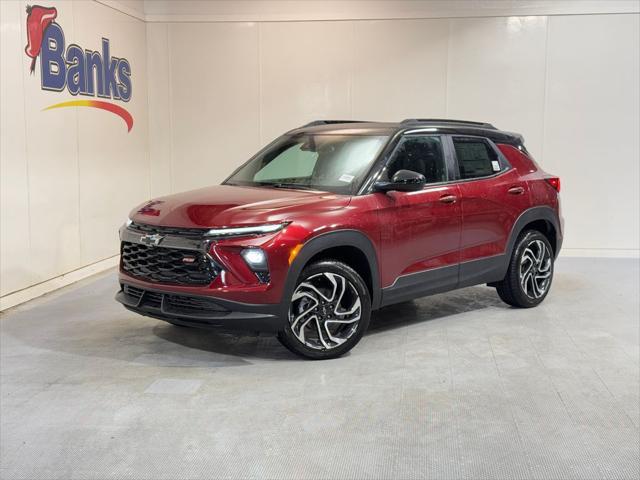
[241,247,269,283]
[126,218,133,227]
[205,222,288,238]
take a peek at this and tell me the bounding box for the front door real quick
[374,134,462,305]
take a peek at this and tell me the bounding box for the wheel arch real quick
[281,230,382,316]
[507,207,561,260]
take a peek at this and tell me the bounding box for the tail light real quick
[545,177,561,193]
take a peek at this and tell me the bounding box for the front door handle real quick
[439,194,457,204]
[508,186,525,195]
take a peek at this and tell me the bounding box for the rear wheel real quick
[278,260,371,359]
[496,230,554,308]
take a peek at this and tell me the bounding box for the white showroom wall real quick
[146,5,639,258]
[1,0,639,309]
[0,0,150,307]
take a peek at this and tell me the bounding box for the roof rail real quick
[401,118,496,129]
[303,120,371,128]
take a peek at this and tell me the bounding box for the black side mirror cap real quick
[373,169,426,193]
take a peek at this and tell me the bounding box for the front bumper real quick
[115,283,285,333]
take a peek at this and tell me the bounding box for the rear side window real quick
[453,137,501,179]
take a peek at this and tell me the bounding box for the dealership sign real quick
[25,5,134,132]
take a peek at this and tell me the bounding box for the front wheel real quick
[496,230,554,308]
[277,260,371,359]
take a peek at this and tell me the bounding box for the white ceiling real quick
[98,0,640,23]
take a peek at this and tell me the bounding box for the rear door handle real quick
[508,186,525,195]
[439,194,457,204]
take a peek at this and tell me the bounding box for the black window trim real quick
[361,133,513,195]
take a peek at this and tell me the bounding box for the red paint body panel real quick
[374,185,462,284]
[457,168,532,261]
[131,184,351,228]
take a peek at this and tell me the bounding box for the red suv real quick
[116,119,563,359]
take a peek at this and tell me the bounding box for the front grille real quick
[121,242,219,285]
[129,222,209,239]
[121,284,229,316]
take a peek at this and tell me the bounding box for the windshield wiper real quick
[262,182,316,191]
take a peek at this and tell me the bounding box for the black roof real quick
[288,119,525,146]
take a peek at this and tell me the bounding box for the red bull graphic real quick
[24,5,57,73]
[25,4,134,132]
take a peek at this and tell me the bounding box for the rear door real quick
[450,135,531,286]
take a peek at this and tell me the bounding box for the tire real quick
[496,230,554,308]
[277,260,371,359]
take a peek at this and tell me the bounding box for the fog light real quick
[241,248,269,282]
[241,248,266,268]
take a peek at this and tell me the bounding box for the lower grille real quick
[121,241,219,286]
[164,294,225,311]
[144,291,163,308]
[123,284,144,300]
[121,284,229,316]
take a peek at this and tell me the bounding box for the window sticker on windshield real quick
[491,161,501,172]
[339,174,354,183]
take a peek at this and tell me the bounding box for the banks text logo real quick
[25,4,134,132]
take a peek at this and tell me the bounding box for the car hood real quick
[129,184,351,228]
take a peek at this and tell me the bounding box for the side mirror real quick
[374,169,426,193]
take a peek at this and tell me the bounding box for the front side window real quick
[385,136,446,184]
[225,134,389,195]
[453,137,501,179]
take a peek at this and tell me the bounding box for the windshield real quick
[224,133,389,195]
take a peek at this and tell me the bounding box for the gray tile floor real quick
[1,258,638,479]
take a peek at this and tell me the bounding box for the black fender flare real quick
[279,229,382,317]
[505,206,562,262]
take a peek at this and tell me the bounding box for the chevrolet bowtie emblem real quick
[140,233,164,246]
